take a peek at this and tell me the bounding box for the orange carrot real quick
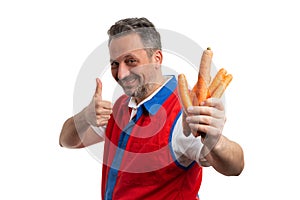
[193,47,213,104]
[211,74,233,98]
[207,68,227,98]
[178,74,193,114]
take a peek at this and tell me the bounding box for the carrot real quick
[192,76,208,104]
[178,74,193,114]
[192,47,213,104]
[207,68,227,98]
[199,47,213,85]
[211,74,233,98]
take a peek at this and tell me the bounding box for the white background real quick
[1,0,299,199]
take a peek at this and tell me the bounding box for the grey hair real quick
[107,17,161,57]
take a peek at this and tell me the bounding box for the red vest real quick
[102,76,202,200]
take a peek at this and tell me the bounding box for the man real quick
[59,17,244,200]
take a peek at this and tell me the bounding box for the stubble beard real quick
[124,84,148,99]
[123,82,155,101]
[120,74,158,101]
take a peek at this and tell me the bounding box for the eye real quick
[111,61,119,69]
[125,58,137,66]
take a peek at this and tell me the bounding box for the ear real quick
[153,50,163,64]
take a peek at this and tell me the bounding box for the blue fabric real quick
[104,118,137,200]
[143,75,177,115]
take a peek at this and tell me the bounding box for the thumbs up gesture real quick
[84,78,113,127]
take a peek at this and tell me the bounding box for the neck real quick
[134,76,167,104]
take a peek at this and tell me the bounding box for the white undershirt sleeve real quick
[171,114,210,167]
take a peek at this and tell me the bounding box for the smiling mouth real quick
[121,76,139,87]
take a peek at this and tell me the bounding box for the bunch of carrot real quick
[178,47,232,113]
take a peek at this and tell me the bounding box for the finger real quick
[182,112,192,137]
[189,123,221,139]
[186,115,213,126]
[95,100,113,109]
[200,107,224,118]
[187,115,224,131]
[95,78,103,98]
[97,118,110,126]
[189,123,211,137]
[202,98,224,111]
[96,114,111,121]
[187,106,224,118]
[95,107,113,115]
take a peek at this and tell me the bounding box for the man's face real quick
[109,33,161,100]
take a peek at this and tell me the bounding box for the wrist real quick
[211,135,226,153]
[82,102,97,126]
[74,107,93,129]
[200,134,224,158]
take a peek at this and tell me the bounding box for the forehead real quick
[109,33,145,60]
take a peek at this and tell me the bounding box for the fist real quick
[185,98,226,148]
[85,78,113,127]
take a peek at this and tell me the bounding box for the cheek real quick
[140,66,156,81]
[132,69,146,83]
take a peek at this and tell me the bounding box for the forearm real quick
[204,135,244,176]
[59,108,90,148]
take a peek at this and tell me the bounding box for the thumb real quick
[182,111,191,137]
[94,78,102,99]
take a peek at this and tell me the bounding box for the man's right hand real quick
[84,78,113,127]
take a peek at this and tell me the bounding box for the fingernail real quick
[187,106,193,112]
[200,101,205,106]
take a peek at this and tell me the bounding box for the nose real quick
[117,62,130,80]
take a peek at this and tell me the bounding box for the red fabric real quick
[102,88,202,200]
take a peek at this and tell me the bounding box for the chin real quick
[123,87,137,97]
[125,87,147,99]
[123,90,134,97]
